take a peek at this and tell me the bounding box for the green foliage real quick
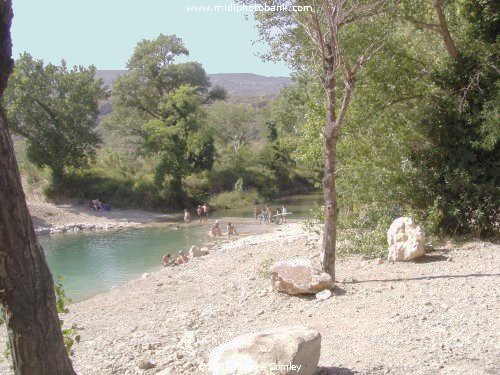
[103,34,225,203]
[53,170,171,209]
[54,276,80,356]
[207,101,260,150]
[258,256,275,279]
[209,189,260,210]
[4,53,107,183]
[408,1,500,237]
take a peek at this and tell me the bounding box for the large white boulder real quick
[387,217,425,261]
[270,258,333,295]
[208,326,321,375]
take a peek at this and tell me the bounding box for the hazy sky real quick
[11,0,291,76]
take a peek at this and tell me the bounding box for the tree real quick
[0,0,75,373]
[207,102,260,150]
[3,53,107,185]
[244,0,393,278]
[104,34,226,202]
[401,0,460,60]
[406,0,500,236]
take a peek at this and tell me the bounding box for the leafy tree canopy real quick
[4,53,107,182]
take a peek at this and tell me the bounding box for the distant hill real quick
[95,70,292,98]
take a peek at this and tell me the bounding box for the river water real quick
[40,192,323,301]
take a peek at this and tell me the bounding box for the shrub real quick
[209,189,260,209]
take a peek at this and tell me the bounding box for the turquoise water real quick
[40,224,209,302]
[40,192,323,302]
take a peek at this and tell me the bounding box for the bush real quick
[303,203,429,258]
[50,170,173,209]
[209,189,260,209]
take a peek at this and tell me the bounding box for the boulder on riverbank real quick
[270,258,333,295]
[387,217,426,261]
[208,326,321,375]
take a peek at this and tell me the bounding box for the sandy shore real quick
[28,198,182,235]
[0,223,498,375]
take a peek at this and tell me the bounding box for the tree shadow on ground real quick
[315,366,356,374]
[332,286,346,296]
[342,273,499,284]
[277,286,346,300]
[413,254,449,263]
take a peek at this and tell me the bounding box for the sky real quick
[11,0,291,77]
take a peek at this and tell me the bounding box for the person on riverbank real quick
[209,220,223,236]
[184,209,191,224]
[175,250,189,265]
[197,205,203,221]
[253,204,259,220]
[162,253,174,267]
[227,222,238,237]
[202,203,210,222]
[91,198,102,211]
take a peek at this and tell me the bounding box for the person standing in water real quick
[197,205,203,221]
[281,205,288,223]
[202,203,210,222]
[184,209,191,224]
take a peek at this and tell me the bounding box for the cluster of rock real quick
[34,222,131,236]
[208,326,321,375]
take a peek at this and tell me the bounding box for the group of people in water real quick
[254,204,288,224]
[183,203,210,223]
[163,202,289,267]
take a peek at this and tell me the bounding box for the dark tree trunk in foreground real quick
[0,1,75,373]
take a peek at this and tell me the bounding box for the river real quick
[40,192,323,301]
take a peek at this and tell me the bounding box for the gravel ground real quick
[0,223,498,375]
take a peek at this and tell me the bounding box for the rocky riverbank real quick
[28,198,182,235]
[0,223,498,374]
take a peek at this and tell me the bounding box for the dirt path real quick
[0,224,498,375]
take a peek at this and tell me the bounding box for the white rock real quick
[208,326,321,375]
[141,273,150,279]
[387,217,425,261]
[178,330,197,347]
[315,289,332,301]
[270,258,334,295]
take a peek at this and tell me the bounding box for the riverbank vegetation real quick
[4,0,499,252]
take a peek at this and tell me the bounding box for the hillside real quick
[95,70,291,98]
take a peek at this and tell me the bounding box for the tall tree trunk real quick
[321,75,338,280]
[433,0,459,60]
[0,1,75,373]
